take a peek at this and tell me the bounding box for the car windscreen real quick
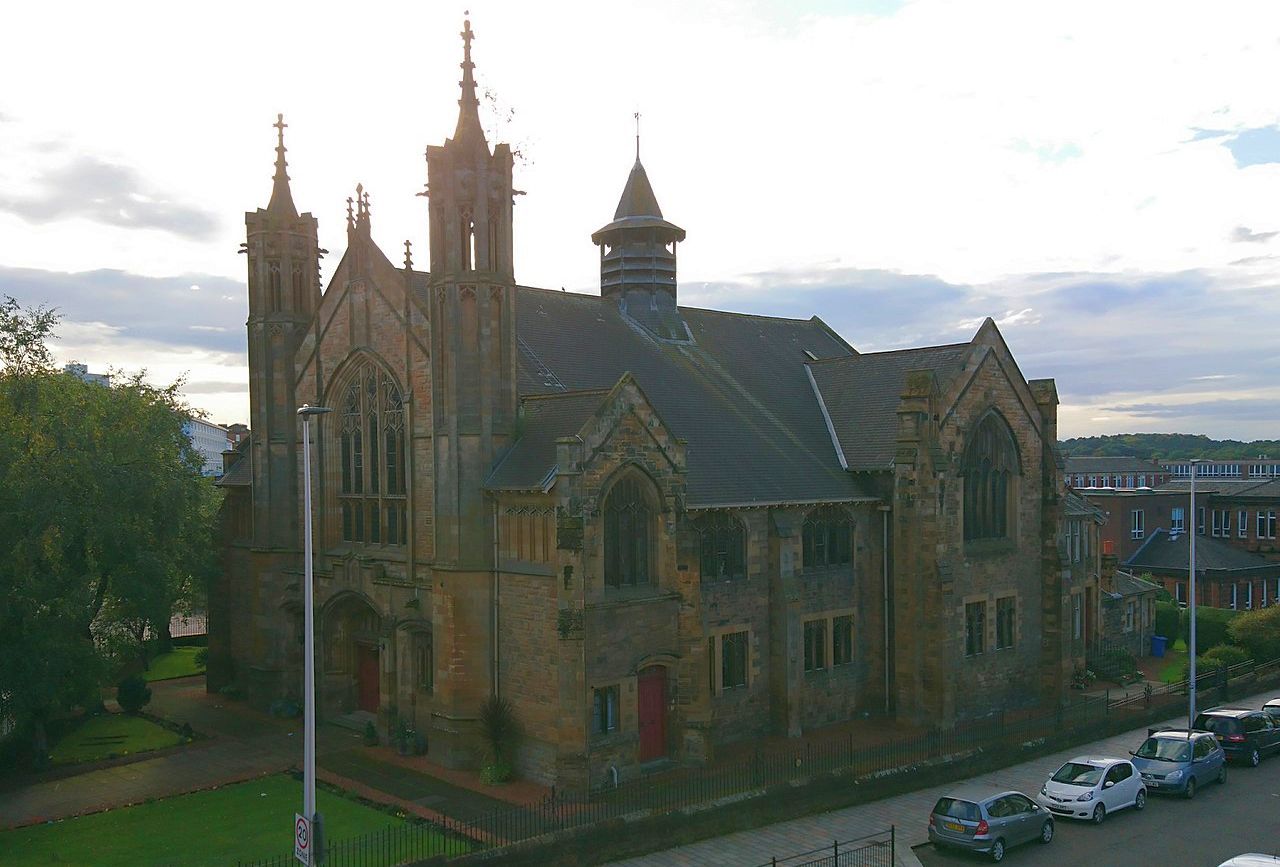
[1050,761,1105,786]
[933,798,979,821]
[1194,715,1241,736]
[1134,737,1191,761]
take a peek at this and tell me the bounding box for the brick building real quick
[211,19,1073,788]
[1064,455,1168,490]
[1125,528,1280,611]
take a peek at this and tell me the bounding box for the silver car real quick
[1129,728,1226,798]
[928,786,1055,862]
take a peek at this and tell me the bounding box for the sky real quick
[1,0,1278,440]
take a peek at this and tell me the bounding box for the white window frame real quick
[1247,581,1254,610]
[1239,510,1248,538]
[1171,507,1185,534]
[1131,509,1145,540]
[1071,593,1083,640]
[1230,583,1238,611]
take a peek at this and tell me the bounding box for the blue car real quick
[1129,728,1225,798]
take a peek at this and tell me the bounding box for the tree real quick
[0,297,220,760]
[1228,606,1280,664]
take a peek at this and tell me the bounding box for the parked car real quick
[1261,698,1280,725]
[1193,707,1280,767]
[1036,755,1145,823]
[1217,856,1280,866]
[928,786,1054,862]
[1130,728,1225,798]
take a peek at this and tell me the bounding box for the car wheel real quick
[1134,789,1147,811]
[1218,764,1227,785]
[1039,820,1054,844]
[1184,777,1197,800]
[990,838,1006,862]
[1092,803,1106,825]
[1249,748,1261,768]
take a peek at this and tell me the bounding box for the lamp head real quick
[297,405,333,416]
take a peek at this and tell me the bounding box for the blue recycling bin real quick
[1151,634,1168,658]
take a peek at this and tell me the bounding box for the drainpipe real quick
[880,505,892,714]
[492,497,500,699]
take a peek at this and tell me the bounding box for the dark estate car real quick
[929,787,1054,862]
[1193,707,1280,767]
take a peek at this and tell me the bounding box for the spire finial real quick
[453,13,486,147]
[267,113,298,217]
[403,239,413,270]
[634,111,641,162]
[346,195,354,229]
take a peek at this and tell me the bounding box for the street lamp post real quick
[1188,457,1201,732]
[298,405,331,864]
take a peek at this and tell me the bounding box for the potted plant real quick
[396,718,414,756]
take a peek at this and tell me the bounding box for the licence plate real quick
[944,821,964,832]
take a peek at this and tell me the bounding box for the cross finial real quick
[273,113,288,145]
[346,196,354,227]
[462,14,474,62]
[362,189,371,217]
[403,239,413,270]
[634,111,641,162]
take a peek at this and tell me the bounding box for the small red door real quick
[357,644,380,713]
[637,666,667,762]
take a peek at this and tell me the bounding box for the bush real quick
[1181,644,1253,682]
[1181,605,1238,651]
[193,647,209,668]
[1153,601,1181,642]
[116,675,152,713]
[1228,605,1280,663]
[479,695,520,769]
[481,761,513,784]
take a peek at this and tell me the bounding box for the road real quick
[916,751,1280,867]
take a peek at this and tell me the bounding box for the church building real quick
[212,19,1075,788]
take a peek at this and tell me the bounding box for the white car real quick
[1036,755,1146,823]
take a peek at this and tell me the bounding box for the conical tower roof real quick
[592,157,685,244]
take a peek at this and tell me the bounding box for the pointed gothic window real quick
[962,411,1020,542]
[696,513,746,582]
[268,261,283,310]
[337,361,407,547]
[802,506,853,570]
[604,476,654,587]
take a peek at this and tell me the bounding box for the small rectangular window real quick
[1171,507,1184,534]
[803,619,827,672]
[1239,510,1248,538]
[1072,593,1083,640]
[832,615,853,666]
[592,685,619,734]
[965,601,986,656]
[996,596,1015,650]
[721,631,748,689]
[1131,509,1144,540]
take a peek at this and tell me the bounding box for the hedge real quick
[1180,605,1238,651]
[1153,601,1180,641]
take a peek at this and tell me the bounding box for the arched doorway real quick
[637,665,668,762]
[322,594,383,715]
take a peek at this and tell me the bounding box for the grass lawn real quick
[49,714,184,765]
[0,774,470,866]
[1159,637,1190,684]
[141,646,206,682]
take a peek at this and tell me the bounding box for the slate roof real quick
[1064,488,1105,521]
[1125,528,1280,578]
[1157,479,1269,496]
[1064,456,1163,474]
[486,390,609,491]
[1112,570,1161,598]
[216,439,251,488]
[509,286,880,507]
[807,344,970,471]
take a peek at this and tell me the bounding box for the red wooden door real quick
[357,644,380,713]
[637,666,667,762]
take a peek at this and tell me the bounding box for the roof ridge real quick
[855,342,971,358]
[520,387,611,403]
[673,303,832,326]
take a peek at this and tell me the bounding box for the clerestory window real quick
[696,513,746,582]
[802,506,853,569]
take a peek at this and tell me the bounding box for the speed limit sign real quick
[294,813,310,865]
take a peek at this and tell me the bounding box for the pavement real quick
[606,685,1280,867]
[0,677,543,832]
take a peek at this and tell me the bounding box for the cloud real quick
[1223,126,1280,169]
[181,380,249,395]
[0,265,247,356]
[1105,400,1280,423]
[0,156,219,239]
[1231,225,1277,244]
